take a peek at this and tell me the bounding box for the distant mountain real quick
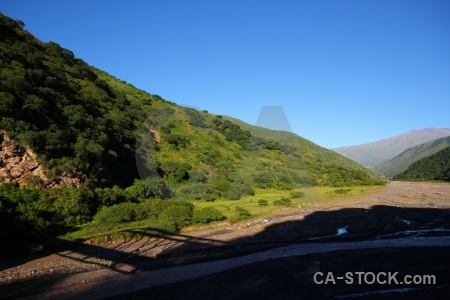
[332,128,450,166]
[394,146,450,181]
[372,136,450,178]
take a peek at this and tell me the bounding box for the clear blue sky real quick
[2,0,449,148]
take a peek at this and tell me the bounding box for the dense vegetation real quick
[373,136,450,178]
[394,146,450,181]
[0,13,382,248]
[0,181,225,247]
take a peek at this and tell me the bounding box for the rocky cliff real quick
[0,132,84,187]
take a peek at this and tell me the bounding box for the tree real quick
[14,19,25,28]
[0,92,16,115]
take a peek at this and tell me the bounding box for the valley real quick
[1,10,449,300]
[1,181,449,299]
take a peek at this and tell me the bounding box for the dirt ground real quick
[109,247,450,300]
[1,181,450,299]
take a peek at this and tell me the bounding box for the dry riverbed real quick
[1,181,450,299]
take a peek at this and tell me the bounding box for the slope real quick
[372,136,450,178]
[394,146,450,181]
[0,13,383,247]
[0,12,382,192]
[332,128,450,166]
[223,115,376,178]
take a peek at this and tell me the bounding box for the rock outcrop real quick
[0,132,47,185]
[0,131,84,187]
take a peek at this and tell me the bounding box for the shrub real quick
[50,186,95,225]
[290,191,305,198]
[226,182,254,200]
[94,202,137,225]
[227,186,243,200]
[165,134,190,148]
[193,207,224,224]
[134,200,164,221]
[210,179,232,193]
[258,199,268,206]
[234,206,251,220]
[334,188,352,195]
[158,204,193,230]
[201,193,215,202]
[190,169,208,183]
[273,198,291,207]
[176,182,209,200]
[124,179,152,202]
[154,217,178,233]
[162,161,190,182]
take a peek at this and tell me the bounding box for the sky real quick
[1,0,449,148]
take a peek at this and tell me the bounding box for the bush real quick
[190,170,209,183]
[134,200,164,221]
[201,193,215,202]
[290,191,305,198]
[123,179,152,202]
[334,188,352,195]
[193,207,224,224]
[226,182,254,200]
[50,186,95,225]
[94,202,137,225]
[273,198,291,207]
[165,134,190,148]
[162,161,190,183]
[226,186,243,200]
[233,206,251,221]
[158,204,193,230]
[154,217,178,233]
[210,179,232,193]
[176,182,209,200]
[258,199,268,206]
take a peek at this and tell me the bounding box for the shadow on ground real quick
[1,205,450,299]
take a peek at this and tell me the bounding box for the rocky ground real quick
[1,181,450,299]
[109,246,450,300]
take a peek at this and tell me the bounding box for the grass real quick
[0,184,386,255]
[188,184,385,223]
[60,184,386,242]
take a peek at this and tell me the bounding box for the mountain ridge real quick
[332,128,450,166]
[394,146,450,181]
[372,136,450,178]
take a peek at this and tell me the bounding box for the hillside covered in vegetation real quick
[372,136,450,178]
[0,13,382,247]
[394,146,450,181]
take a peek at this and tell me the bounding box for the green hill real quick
[372,136,450,178]
[394,146,450,181]
[0,13,382,246]
[223,115,377,186]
